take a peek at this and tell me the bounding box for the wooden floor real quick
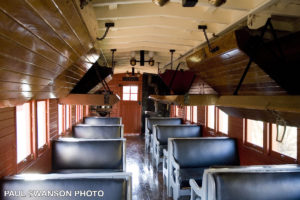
[125,135,189,200]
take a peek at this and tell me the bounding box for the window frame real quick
[185,106,191,122]
[269,124,298,163]
[35,100,49,156]
[216,108,229,136]
[65,105,71,131]
[206,105,216,132]
[191,106,198,124]
[58,104,65,135]
[243,119,265,152]
[122,85,138,101]
[16,102,34,171]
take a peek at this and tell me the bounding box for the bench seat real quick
[73,124,123,139]
[1,173,132,200]
[168,137,239,200]
[83,117,122,125]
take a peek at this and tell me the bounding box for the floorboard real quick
[125,135,189,200]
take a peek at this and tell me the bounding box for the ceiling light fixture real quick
[130,50,155,67]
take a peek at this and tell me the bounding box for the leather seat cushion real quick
[178,168,205,188]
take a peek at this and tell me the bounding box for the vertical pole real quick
[170,49,175,70]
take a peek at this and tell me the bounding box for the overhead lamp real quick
[208,0,226,7]
[152,0,169,6]
[130,50,155,66]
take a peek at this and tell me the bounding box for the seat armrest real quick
[163,149,168,158]
[190,179,202,200]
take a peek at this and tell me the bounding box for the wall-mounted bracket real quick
[97,23,115,41]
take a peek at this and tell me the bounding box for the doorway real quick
[120,84,142,134]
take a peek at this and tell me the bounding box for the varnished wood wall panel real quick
[0,0,99,107]
[49,99,58,139]
[0,107,16,178]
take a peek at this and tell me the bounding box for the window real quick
[175,106,179,117]
[271,124,297,159]
[218,109,228,134]
[246,119,264,148]
[65,105,70,130]
[123,85,138,101]
[186,106,191,121]
[207,105,215,129]
[76,105,79,123]
[58,104,63,135]
[192,106,197,123]
[16,103,32,163]
[37,101,47,149]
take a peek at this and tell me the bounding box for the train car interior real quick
[1,0,300,199]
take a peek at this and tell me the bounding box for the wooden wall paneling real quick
[0,107,16,178]
[72,105,76,126]
[49,99,58,139]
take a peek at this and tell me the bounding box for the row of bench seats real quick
[1,117,132,200]
[146,117,300,200]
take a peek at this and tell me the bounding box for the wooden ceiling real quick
[93,0,300,74]
[0,0,98,107]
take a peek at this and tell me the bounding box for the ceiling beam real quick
[92,0,254,11]
[97,27,207,41]
[97,16,226,34]
[94,3,233,25]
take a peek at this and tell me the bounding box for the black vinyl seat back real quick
[73,125,122,139]
[0,173,129,200]
[212,171,300,200]
[52,139,124,171]
[156,125,201,145]
[147,118,182,134]
[84,117,121,125]
[172,138,239,168]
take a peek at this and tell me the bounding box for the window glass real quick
[175,106,179,117]
[123,85,138,101]
[246,119,264,147]
[219,109,228,134]
[37,101,47,149]
[123,93,130,101]
[16,103,31,163]
[123,86,130,93]
[131,94,138,101]
[66,105,70,130]
[207,105,215,129]
[192,106,197,123]
[131,86,138,93]
[186,106,191,121]
[58,104,63,135]
[272,124,297,159]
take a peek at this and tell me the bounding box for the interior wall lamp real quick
[130,50,155,66]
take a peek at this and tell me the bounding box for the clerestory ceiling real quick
[92,0,300,74]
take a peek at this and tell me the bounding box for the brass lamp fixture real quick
[130,50,155,66]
